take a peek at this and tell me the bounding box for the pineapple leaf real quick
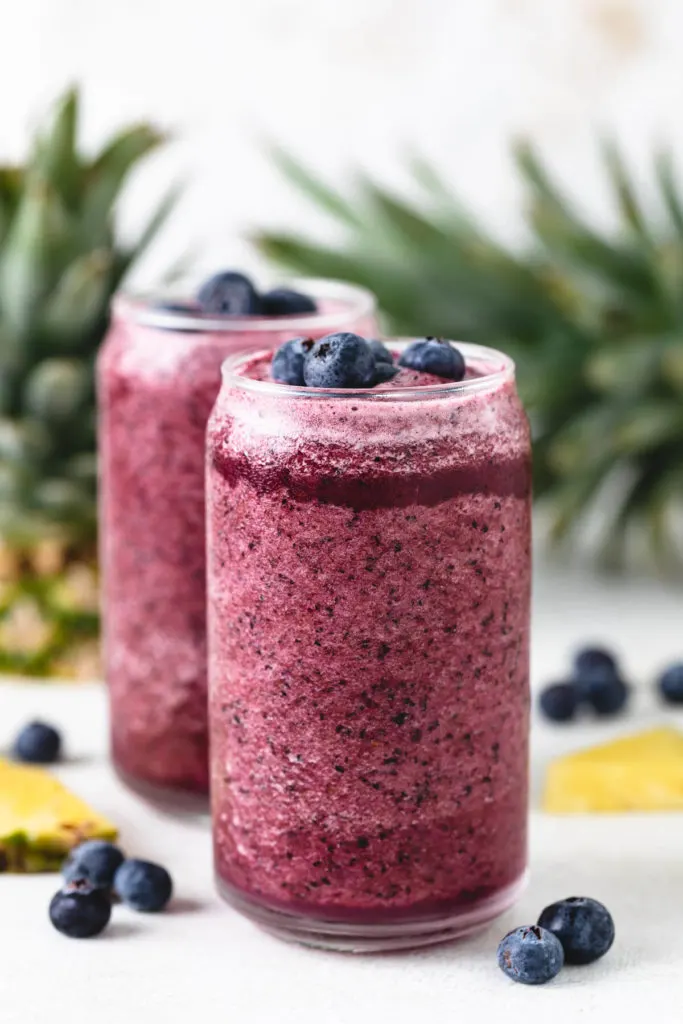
[81,124,168,248]
[33,87,81,211]
[257,142,683,571]
[585,336,665,395]
[40,250,114,348]
[654,149,683,240]
[515,140,658,298]
[0,176,72,341]
[600,138,650,241]
[110,182,181,289]
[268,146,362,228]
[612,402,683,454]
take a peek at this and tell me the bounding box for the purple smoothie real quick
[97,281,377,806]
[206,341,532,948]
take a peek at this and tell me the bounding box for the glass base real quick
[114,764,209,817]
[217,870,529,953]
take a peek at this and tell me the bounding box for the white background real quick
[3,0,683,283]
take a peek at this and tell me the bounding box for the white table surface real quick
[2,559,683,1023]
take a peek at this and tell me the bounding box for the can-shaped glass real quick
[206,340,532,950]
[97,281,377,809]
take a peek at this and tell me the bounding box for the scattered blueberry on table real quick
[574,646,618,679]
[49,881,112,939]
[498,895,614,984]
[658,663,683,705]
[539,682,580,723]
[538,896,615,965]
[538,644,629,722]
[62,840,125,889]
[12,721,62,764]
[48,841,174,938]
[497,925,564,985]
[588,675,629,716]
[114,859,173,913]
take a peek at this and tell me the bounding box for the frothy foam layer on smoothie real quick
[211,346,528,509]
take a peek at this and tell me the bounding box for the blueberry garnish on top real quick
[262,288,318,316]
[270,333,467,388]
[399,337,466,380]
[271,337,315,386]
[373,361,399,383]
[194,272,319,318]
[197,271,262,315]
[368,339,394,365]
[303,333,378,388]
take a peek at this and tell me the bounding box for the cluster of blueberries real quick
[10,721,173,939]
[155,268,469,390]
[271,332,465,389]
[498,896,615,985]
[539,645,683,723]
[50,841,173,938]
[158,270,319,318]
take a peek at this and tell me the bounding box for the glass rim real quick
[220,339,516,402]
[112,278,377,334]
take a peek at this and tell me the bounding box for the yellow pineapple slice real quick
[0,758,117,872]
[543,727,683,813]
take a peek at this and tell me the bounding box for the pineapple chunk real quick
[543,727,683,813]
[0,759,117,872]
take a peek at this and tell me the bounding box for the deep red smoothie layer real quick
[98,302,376,797]
[207,349,531,920]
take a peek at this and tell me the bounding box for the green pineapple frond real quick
[255,142,683,571]
[0,86,180,549]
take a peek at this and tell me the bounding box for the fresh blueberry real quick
[49,881,112,938]
[262,288,317,316]
[539,682,580,723]
[538,897,615,965]
[497,925,564,985]
[398,337,465,380]
[62,840,125,889]
[574,646,618,680]
[586,675,629,716]
[197,271,261,315]
[373,361,399,384]
[368,339,394,365]
[303,332,377,388]
[658,663,683,705]
[114,859,173,912]
[13,721,61,764]
[271,336,315,386]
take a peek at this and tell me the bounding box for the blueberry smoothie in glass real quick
[98,275,377,809]
[207,334,532,949]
